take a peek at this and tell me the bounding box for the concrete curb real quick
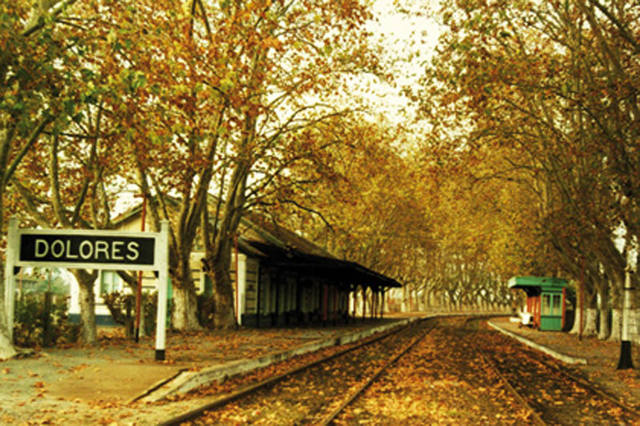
[488,321,588,365]
[139,318,418,402]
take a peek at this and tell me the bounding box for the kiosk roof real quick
[508,276,568,290]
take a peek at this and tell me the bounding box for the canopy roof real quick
[112,198,403,290]
[508,276,567,296]
[241,239,402,289]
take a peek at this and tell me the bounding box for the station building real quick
[235,215,401,326]
[68,204,402,327]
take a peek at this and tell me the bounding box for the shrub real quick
[102,291,165,337]
[13,293,78,348]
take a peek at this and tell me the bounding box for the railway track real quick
[333,316,535,424]
[466,319,640,425]
[161,318,435,425]
[161,316,639,425]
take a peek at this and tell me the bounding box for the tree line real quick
[417,0,640,340]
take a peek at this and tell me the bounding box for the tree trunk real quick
[172,284,200,330]
[0,324,16,360]
[170,250,201,331]
[209,249,236,328]
[0,266,17,360]
[610,308,622,342]
[608,276,623,342]
[0,287,16,361]
[401,285,409,312]
[422,287,429,310]
[632,309,640,344]
[0,194,17,359]
[583,307,598,337]
[203,157,250,329]
[570,282,583,335]
[73,270,97,345]
[598,305,611,340]
[597,282,610,340]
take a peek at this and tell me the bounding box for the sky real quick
[369,0,441,85]
[343,0,442,132]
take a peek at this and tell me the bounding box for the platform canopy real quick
[238,213,402,290]
[241,239,402,289]
[508,276,568,296]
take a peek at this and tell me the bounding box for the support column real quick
[561,287,566,330]
[333,285,340,321]
[352,286,357,318]
[371,289,376,319]
[322,283,328,323]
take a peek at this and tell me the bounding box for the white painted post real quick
[618,266,634,369]
[4,217,18,342]
[155,220,169,361]
[237,254,246,325]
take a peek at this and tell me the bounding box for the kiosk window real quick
[552,294,561,315]
[542,294,551,315]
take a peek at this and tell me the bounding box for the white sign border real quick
[16,228,162,272]
[4,218,170,361]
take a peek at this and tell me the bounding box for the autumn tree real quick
[13,103,126,345]
[266,115,442,313]
[84,0,383,330]
[200,0,386,328]
[0,1,90,356]
[417,0,640,338]
[6,1,135,344]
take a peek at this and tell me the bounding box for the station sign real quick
[16,229,159,271]
[5,220,170,360]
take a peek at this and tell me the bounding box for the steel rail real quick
[159,319,428,426]
[474,318,640,424]
[317,322,436,426]
[476,350,547,426]
[453,319,547,426]
[535,354,640,420]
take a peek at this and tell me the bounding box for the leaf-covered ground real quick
[493,317,640,411]
[178,317,640,425]
[2,314,640,424]
[0,319,400,424]
[336,319,533,424]
[185,319,429,424]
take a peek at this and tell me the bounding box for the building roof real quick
[241,239,401,289]
[239,213,401,289]
[111,200,402,290]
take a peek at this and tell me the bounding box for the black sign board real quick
[19,234,156,266]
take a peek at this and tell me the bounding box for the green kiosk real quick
[508,276,568,331]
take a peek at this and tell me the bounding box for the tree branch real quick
[3,115,53,187]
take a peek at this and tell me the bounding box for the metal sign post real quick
[4,219,170,361]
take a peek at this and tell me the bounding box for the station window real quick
[100,271,120,295]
